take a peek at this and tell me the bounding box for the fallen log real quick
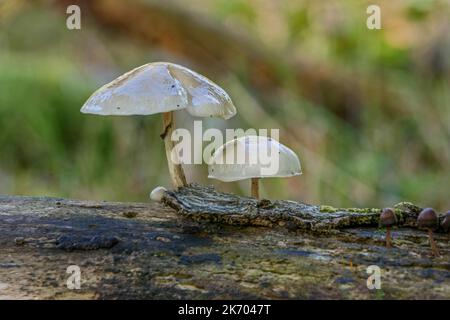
[0,186,449,299]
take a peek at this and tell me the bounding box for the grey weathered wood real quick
[0,186,449,299]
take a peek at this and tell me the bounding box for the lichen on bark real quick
[163,184,446,233]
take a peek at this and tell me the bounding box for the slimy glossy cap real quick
[208,135,301,182]
[81,62,236,119]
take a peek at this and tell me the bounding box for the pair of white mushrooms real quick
[81,62,301,200]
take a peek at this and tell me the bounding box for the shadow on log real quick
[0,187,449,299]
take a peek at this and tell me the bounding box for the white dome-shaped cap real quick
[208,135,302,182]
[81,62,236,119]
[149,186,167,202]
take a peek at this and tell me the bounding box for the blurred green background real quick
[0,0,449,210]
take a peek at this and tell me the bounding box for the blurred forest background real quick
[0,0,449,210]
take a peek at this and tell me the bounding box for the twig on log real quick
[163,184,442,233]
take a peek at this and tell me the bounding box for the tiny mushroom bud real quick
[150,186,167,202]
[81,62,236,190]
[442,211,450,233]
[380,208,396,248]
[417,208,440,257]
[208,135,301,199]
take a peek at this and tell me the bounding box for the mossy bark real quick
[0,186,448,299]
[163,184,445,233]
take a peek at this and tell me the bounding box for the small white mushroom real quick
[208,135,301,199]
[150,186,167,202]
[81,62,236,189]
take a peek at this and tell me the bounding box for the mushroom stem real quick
[428,229,440,257]
[385,227,391,248]
[251,178,259,199]
[161,111,187,189]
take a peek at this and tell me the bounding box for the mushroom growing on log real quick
[442,211,450,235]
[81,62,236,189]
[417,208,440,257]
[208,136,301,199]
[380,208,397,248]
[150,186,167,202]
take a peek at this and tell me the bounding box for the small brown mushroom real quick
[417,208,440,257]
[442,211,450,234]
[380,208,396,248]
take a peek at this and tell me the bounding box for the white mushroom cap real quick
[208,135,302,182]
[80,62,236,119]
[149,186,167,202]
